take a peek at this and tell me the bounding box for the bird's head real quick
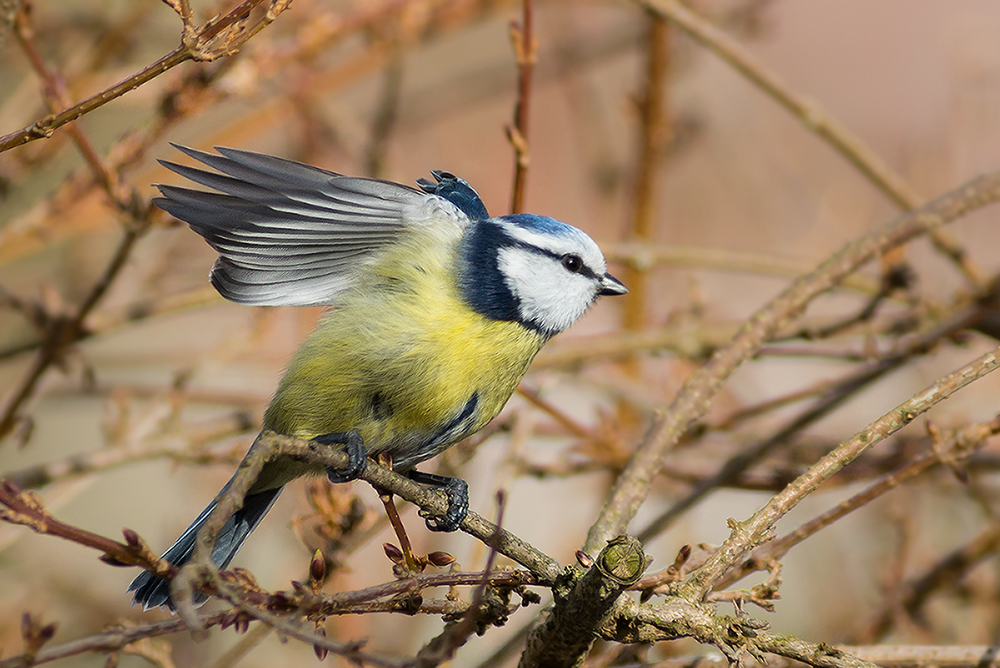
[461,213,627,337]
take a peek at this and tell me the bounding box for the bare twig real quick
[0,224,148,440]
[0,480,173,576]
[864,519,1000,641]
[682,345,1000,599]
[366,48,404,178]
[0,0,291,153]
[635,0,982,287]
[603,242,883,294]
[507,0,536,213]
[583,169,1000,557]
[719,415,1000,590]
[636,293,1000,543]
[3,412,253,489]
[409,492,509,666]
[0,612,232,668]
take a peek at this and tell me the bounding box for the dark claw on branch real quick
[315,431,367,483]
[407,470,469,532]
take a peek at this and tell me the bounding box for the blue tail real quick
[127,486,283,611]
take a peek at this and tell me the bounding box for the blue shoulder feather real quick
[417,171,490,222]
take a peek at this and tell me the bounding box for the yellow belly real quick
[263,255,545,469]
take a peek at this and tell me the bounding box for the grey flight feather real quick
[153,144,472,306]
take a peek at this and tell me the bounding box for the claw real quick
[315,431,367,483]
[407,471,469,532]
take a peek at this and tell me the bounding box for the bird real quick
[128,144,627,610]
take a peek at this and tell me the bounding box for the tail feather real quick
[128,486,283,611]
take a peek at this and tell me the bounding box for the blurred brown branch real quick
[0,0,291,153]
[637,0,982,287]
[0,611,231,668]
[507,0,536,213]
[623,14,671,337]
[863,518,1000,642]
[0,480,174,576]
[3,411,254,489]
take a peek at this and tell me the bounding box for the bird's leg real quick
[376,453,419,572]
[406,470,469,532]
[315,431,367,483]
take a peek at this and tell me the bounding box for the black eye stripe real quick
[506,239,600,280]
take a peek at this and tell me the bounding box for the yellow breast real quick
[263,235,545,468]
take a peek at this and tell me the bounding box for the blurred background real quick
[2,0,1000,666]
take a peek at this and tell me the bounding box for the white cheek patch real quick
[497,246,595,334]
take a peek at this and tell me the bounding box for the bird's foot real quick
[406,470,469,532]
[315,431,367,483]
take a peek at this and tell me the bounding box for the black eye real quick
[562,254,583,273]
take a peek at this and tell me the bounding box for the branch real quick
[865,518,1000,641]
[583,169,1000,557]
[611,597,879,668]
[519,535,649,667]
[507,0,536,213]
[753,633,882,668]
[287,433,562,581]
[3,412,254,490]
[0,223,147,441]
[635,291,1000,543]
[603,242,883,294]
[0,612,232,668]
[681,345,1000,599]
[0,480,173,577]
[557,645,1000,668]
[719,414,1000,590]
[160,430,563,625]
[622,14,671,336]
[636,0,981,287]
[0,0,292,153]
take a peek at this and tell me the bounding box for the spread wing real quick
[153,144,472,306]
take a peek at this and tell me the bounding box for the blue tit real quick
[128,145,627,610]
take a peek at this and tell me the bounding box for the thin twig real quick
[408,492,508,666]
[0,0,291,153]
[636,292,999,543]
[4,413,253,489]
[366,47,404,178]
[0,225,148,440]
[0,480,173,576]
[682,345,1000,599]
[507,0,535,213]
[864,519,1000,641]
[583,169,1000,557]
[717,415,1000,590]
[604,242,883,294]
[635,0,982,287]
[0,611,232,668]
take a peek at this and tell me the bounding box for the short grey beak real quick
[599,272,628,296]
